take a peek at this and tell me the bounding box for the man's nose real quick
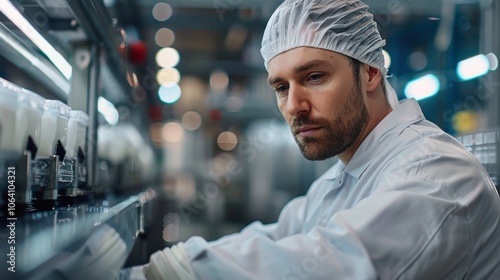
[286,85,310,117]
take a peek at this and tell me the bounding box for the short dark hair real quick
[346,56,387,98]
[347,56,361,88]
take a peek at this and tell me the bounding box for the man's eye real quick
[308,74,324,81]
[275,85,288,94]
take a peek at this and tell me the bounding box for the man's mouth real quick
[294,126,322,137]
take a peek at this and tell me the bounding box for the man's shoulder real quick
[375,120,482,178]
[393,120,471,158]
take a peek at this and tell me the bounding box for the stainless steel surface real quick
[31,156,59,202]
[481,0,500,128]
[68,45,100,188]
[0,152,33,206]
[16,153,32,205]
[0,188,157,279]
[0,22,70,101]
[456,129,500,190]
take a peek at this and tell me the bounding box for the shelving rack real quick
[0,0,156,278]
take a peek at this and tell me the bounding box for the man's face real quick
[267,47,369,161]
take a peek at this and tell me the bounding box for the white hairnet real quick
[261,0,399,108]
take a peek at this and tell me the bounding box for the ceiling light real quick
[404,74,440,101]
[0,23,70,94]
[0,0,72,79]
[457,54,490,81]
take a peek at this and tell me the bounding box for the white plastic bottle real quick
[67,110,89,158]
[39,100,70,157]
[0,78,20,153]
[15,89,45,153]
[38,101,59,157]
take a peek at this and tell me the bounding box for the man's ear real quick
[364,65,382,92]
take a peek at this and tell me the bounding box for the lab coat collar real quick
[345,98,425,179]
[322,160,345,180]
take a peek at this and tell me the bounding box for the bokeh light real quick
[457,54,489,81]
[217,131,238,151]
[155,28,175,47]
[158,84,182,104]
[157,68,181,86]
[225,96,244,112]
[452,111,478,134]
[162,122,184,143]
[149,122,164,146]
[181,111,202,131]
[210,70,229,92]
[156,47,180,68]
[404,74,440,100]
[408,51,428,71]
[152,2,172,22]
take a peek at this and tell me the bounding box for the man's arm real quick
[179,181,467,280]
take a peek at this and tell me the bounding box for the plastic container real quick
[54,101,71,150]
[75,111,89,157]
[0,78,20,152]
[38,103,58,157]
[39,100,71,157]
[66,110,89,158]
[15,89,45,153]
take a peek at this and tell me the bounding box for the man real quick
[132,0,500,279]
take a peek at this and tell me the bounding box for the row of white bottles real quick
[0,77,89,211]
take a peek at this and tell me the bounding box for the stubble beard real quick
[292,84,369,161]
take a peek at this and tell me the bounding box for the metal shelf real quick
[0,2,157,277]
[0,188,156,279]
[456,129,500,192]
[0,17,70,101]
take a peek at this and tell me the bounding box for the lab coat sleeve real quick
[140,196,308,280]
[208,195,307,247]
[183,186,468,280]
[183,170,474,279]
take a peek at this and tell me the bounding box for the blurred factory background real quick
[0,0,499,277]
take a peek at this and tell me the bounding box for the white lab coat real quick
[179,98,500,279]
